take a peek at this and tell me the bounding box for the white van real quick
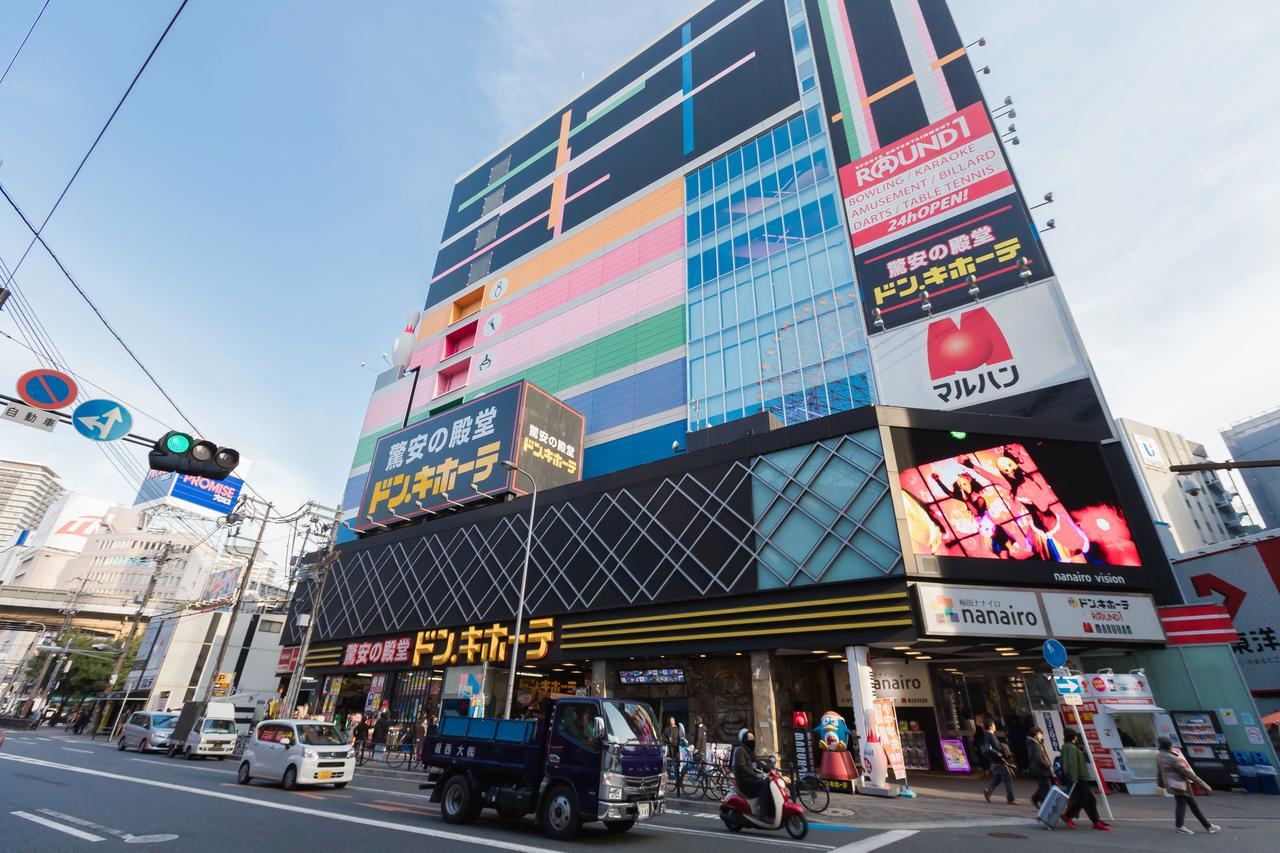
[238,719,354,789]
[168,701,238,760]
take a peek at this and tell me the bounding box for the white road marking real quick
[0,753,574,852]
[35,736,54,742]
[645,822,834,849]
[11,810,105,842]
[129,757,233,774]
[62,747,93,754]
[830,830,918,853]
[348,784,435,800]
[35,808,180,844]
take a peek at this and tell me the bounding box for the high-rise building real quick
[1222,407,1280,531]
[0,459,62,559]
[1117,417,1255,553]
[339,0,1101,535]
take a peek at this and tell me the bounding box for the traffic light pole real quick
[282,505,342,719]
[103,543,172,743]
[201,502,272,703]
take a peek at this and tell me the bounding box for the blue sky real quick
[1,0,1277,526]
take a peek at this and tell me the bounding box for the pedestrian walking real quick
[353,714,370,755]
[1026,727,1052,808]
[1157,737,1220,835]
[1060,728,1110,831]
[372,712,390,759]
[692,715,708,763]
[663,716,681,781]
[980,720,1020,805]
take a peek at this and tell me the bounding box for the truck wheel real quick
[282,765,298,791]
[540,784,580,841]
[604,819,636,833]
[440,775,476,824]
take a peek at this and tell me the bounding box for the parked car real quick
[237,719,354,790]
[166,701,238,760]
[117,711,179,753]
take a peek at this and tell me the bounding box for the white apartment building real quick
[1118,417,1254,554]
[0,458,62,568]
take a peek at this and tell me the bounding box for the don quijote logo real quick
[926,306,1020,404]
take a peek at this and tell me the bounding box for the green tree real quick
[27,631,141,700]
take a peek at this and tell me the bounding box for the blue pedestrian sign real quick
[72,399,132,442]
[1042,638,1068,668]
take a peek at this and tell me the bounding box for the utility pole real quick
[282,505,342,718]
[103,542,172,742]
[201,502,272,703]
[27,576,90,716]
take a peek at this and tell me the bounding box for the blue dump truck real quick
[422,697,665,840]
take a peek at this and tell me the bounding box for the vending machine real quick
[1170,711,1240,790]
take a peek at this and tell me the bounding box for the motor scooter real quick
[720,753,808,839]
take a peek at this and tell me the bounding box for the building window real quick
[450,288,484,325]
[684,107,871,432]
[443,319,479,358]
[435,358,471,398]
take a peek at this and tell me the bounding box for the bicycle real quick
[385,740,417,770]
[676,757,708,799]
[781,763,830,814]
[353,739,373,766]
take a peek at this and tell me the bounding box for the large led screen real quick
[893,428,1144,588]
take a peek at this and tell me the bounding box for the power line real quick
[0,0,52,89]
[1,0,189,284]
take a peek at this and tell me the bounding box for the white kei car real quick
[237,719,354,790]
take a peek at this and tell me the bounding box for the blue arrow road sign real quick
[1054,675,1084,696]
[72,399,132,442]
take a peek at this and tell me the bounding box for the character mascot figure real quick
[814,711,857,782]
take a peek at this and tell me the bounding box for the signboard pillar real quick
[844,646,876,766]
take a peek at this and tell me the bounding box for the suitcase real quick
[1036,784,1072,829]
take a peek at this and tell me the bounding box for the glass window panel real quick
[729,189,745,223]
[808,243,833,294]
[687,254,701,289]
[773,124,791,157]
[791,22,810,51]
[689,296,704,337]
[819,193,840,231]
[742,336,761,384]
[699,164,713,196]
[721,284,737,325]
[717,240,733,279]
[732,231,749,270]
[685,173,698,202]
[811,147,830,180]
[805,106,823,138]
[736,275,755,318]
[753,271,773,314]
[701,205,714,236]
[689,357,705,397]
[788,252,811,300]
[714,196,731,231]
[789,114,808,145]
[686,212,699,242]
[713,157,728,188]
[707,351,724,394]
[702,246,717,281]
[703,292,721,331]
[802,75,816,93]
[742,140,759,172]
[782,205,803,241]
[728,148,743,179]
[724,343,742,387]
[760,170,779,200]
[828,236,854,285]
[757,132,774,162]
[801,199,824,238]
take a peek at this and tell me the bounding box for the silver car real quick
[118,711,179,752]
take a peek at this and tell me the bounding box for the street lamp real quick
[502,460,538,720]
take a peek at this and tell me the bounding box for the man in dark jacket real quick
[981,720,1020,805]
[1026,727,1052,807]
[372,713,390,758]
[692,716,708,762]
[663,716,682,780]
[731,728,772,822]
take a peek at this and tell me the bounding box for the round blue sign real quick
[72,399,133,442]
[1042,639,1068,668]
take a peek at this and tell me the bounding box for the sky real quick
[1,0,1278,534]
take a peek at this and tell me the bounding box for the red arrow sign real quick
[1190,573,1247,619]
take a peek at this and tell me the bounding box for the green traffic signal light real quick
[165,433,192,454]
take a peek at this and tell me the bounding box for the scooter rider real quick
[732,728,773,823]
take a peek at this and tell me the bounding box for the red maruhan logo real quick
[926,306,1013,380]
[55,516,103,537]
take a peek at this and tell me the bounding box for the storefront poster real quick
[840,103,1015,252]
[1040,592,1165,643]
[868,279,1088,411]
[940,738,970,772]
[1246,726,1265,745]
[1033,708,1065,762]
[854,196,1051,332]
[873,698,907,781]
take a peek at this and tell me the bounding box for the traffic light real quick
[149,430,240,480]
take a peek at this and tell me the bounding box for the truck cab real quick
[424,697,664,840]
[166,701,238,760]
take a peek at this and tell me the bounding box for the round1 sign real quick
[16,368,78,411]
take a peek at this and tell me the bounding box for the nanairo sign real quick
[871,658,935,707]
[915,582,1044,639]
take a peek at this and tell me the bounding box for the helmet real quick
[738,727,750,745]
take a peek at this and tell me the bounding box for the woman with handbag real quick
[1157,737,1221,835]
